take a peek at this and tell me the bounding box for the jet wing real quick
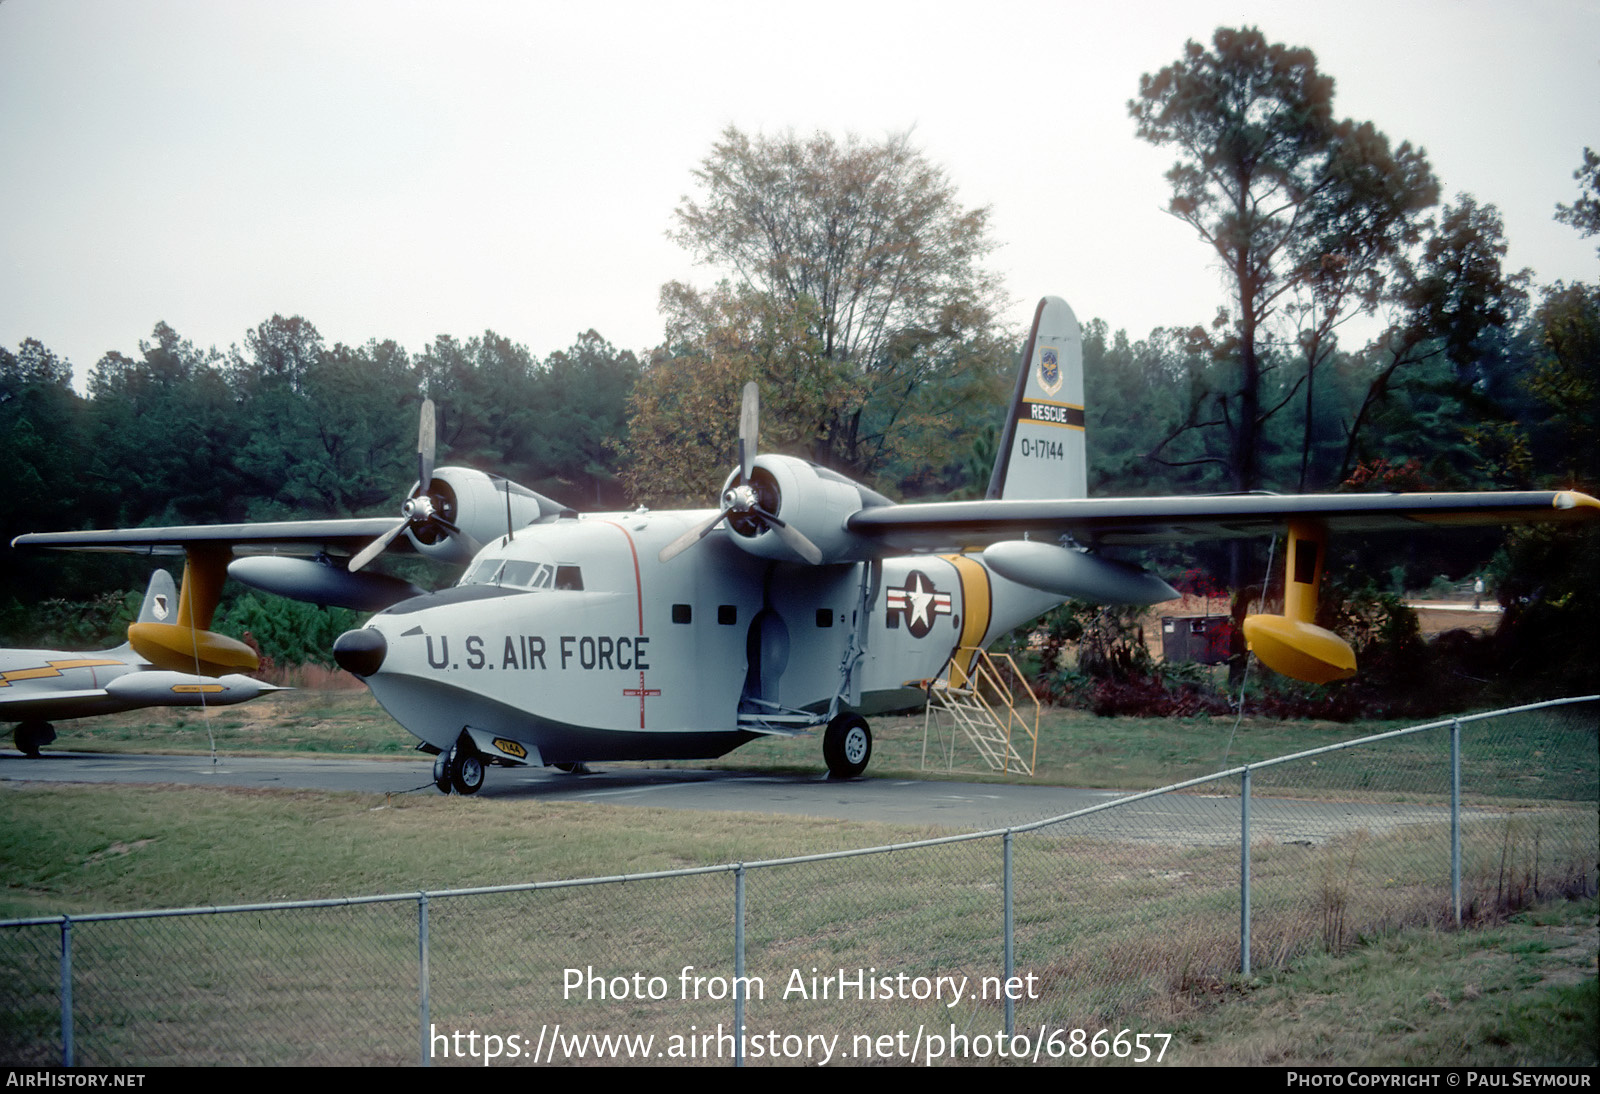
[845,490,1600,552]
[12,518,411,557]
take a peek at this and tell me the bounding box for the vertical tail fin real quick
[986,296,1087,501]
[135,570,178,625]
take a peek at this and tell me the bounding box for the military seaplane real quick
[16,298,1598,789]
[3,569,283,756]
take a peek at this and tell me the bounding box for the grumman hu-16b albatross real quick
[2,570,283,756]
[17,298,1598,790]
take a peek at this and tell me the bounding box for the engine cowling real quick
[402,467,565,565]
[721,455,875,564]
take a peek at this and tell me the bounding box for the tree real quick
[625,283,846,506]
[532,331,640,508]
[1,340,98,608]
[1554,147,1600,255]
[1130,26,1439,494]
[87,324,246,524]
[1337,196,1528,486]
[669,127,1004,479]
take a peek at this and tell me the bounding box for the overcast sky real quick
[2,0,1596,386]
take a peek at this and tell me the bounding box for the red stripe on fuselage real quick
[597,520,645,635]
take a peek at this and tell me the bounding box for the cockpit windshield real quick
[460,557,559,590]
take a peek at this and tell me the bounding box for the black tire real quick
[432,753,451,794]
[823,713,871,779]
[450,749,485,795]
[552,762,588,774]
[15,721,55,759]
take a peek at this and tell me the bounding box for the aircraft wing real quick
[12,518,411,557]
[845,490,1600,552]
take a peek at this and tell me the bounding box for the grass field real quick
[35,684,1597,795]
[2,690,1595,1066]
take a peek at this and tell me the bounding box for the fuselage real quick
[339,509,1061,766]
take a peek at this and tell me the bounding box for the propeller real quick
[658,383,823,565]
[348,398,480,572]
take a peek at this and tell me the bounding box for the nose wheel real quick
[433,739,486,795]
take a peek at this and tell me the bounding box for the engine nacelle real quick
[229,557,424,611]
[982,540,1178,604]
[403,467,566,565]
[723,455,878,564]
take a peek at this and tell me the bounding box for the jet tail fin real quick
[986,296,1087,501]
[135,570,179,625]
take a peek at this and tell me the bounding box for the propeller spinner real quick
[348,398,479,572]
[658,383,823,565]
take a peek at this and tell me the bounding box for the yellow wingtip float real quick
[126,546,260,676]
[1242,520,1358,685]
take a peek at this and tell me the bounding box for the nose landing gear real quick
[432,736,486,795]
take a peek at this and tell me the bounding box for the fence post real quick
[418,892,430,1067]
[59,916,73,1068]
[734,864,746,1068]
[1451,720,1462,927]
[1240,767,1252,977]
[1003,831,1015,1038]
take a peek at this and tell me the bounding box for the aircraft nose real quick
[333,628,387,677]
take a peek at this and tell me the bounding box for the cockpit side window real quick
[554,565,583,591]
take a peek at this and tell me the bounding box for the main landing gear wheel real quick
[14,721,55,759]
[435,740,486,795]
[823,713,871,779]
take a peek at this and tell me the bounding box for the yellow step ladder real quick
[921,647,1040,776]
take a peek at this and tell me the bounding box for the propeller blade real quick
[348,517,410,573]
[417,397,436,491]
[739,382,759,482]
[453,527,484,558]
[754,506,823,565]
[658,508,729,564]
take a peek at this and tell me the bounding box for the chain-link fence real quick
[3,697,1594,1066]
